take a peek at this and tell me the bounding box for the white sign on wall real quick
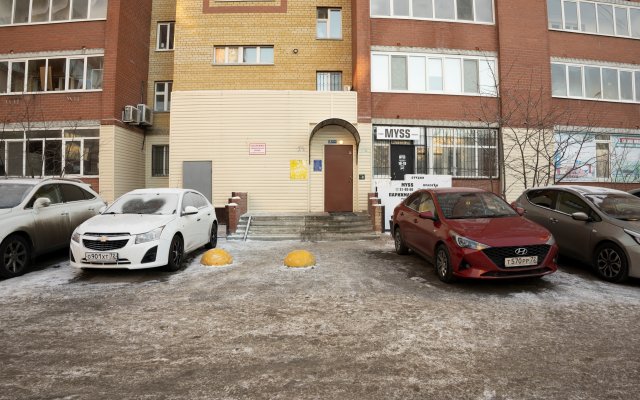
[375,174,453,231]
[374,126,421,141]
[249,143,266,155]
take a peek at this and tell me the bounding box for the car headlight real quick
[451,231,491,250]
[135,226,165,244]
[624,229,640,245]
[546,235,556,246]
[71,231,81,243]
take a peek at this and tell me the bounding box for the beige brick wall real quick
[173,0,353,91]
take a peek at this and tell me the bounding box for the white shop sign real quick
[375,126,421,141]
[375,174,453,231]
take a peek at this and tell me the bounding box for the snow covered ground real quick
[1,237,639,399]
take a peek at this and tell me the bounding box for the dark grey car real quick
[514,186,640,283]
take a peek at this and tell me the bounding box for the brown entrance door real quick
[324,145,353,212]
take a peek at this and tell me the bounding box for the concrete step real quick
[228,232,380,241]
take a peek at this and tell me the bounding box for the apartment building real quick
[154,0,370,213]
[354,0,640,200]
[0,0,152,201]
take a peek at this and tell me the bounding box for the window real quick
[548,0,640,39]
[27,184,62,207]
[551,62,640,104]
[373,127,498,178]
[0,0,107,25]
[152,145,169,177]
[154,81,172,112]
[213,46,274,65]
[372,0,493,23]
[556,191,591,215]
[184,192,208,210]
[0,55,104,94]
[317,8,341,39]
[316,72,342,91]
[60,183,86,203]
[0,128,99,177]
[527,189,556,209]
[372,51,498,96]
[157,22,175,51]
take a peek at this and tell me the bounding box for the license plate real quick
[85,252,118,262]
[504,256,538,268]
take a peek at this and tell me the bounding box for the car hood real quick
[612,219,640,232]
[446,216,552,247]
[76,214,176,235]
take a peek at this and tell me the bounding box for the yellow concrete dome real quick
[201,249,233,266]
[284,250,316,268]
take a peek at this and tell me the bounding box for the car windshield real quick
[105,193,179,215]
[0,183,35,209]
[437,192,518,219]
[585,193,640,221]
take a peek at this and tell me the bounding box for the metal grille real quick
[373,127,498,178]
[483,245,551,268]
[83,239,129,251]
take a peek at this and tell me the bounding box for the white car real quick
[70,189,218,271]
[0,178,105,279]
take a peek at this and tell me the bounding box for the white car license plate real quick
[504,256,538,267]
[85,252,118,262]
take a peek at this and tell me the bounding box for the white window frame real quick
[1,54,104,95]
[371,51,498,97]
[151,145,170,177]
[317,7,342,39]
[548,0,640,40]
[154,81,172,112]
[0,128,100,177]
[551,61,640,104]
[316,71,343,91]
[156,21,175,51]
[212,46,275,65]
[0,0,108,26]
[370,0,495,25]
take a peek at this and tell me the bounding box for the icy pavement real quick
[1,237,639,399]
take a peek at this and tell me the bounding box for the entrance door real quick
[325,145,353,212]
[390,145,415,180]
[183,161,212,202]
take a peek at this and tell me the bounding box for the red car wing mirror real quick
[419,211,436,220]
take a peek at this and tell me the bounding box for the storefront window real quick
[373,127,498,179]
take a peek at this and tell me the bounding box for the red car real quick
[391,188,558,282]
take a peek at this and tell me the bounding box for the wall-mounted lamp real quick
[292,48,299,54]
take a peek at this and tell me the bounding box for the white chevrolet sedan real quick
[70,189,217,271]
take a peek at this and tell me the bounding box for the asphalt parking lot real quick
[1,236,639,400]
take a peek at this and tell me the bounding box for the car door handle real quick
[400,212,404,216]
[197,218,201,221]
[61,212,68,216]
[88,208,94,211]
[550,217,559,223]
[413,219,418,223]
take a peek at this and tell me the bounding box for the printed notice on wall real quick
[375,175,452,231]
[249,143,266,155]
[290,160,308,180]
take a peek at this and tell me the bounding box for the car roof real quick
[527,185,630,196]
[427,187,487,194]
[126,188,194,195]
[0,178,90,186]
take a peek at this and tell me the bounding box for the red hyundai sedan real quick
[392,188,558,282]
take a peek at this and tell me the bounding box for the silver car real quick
[0,178,105,279]
[514,185,640,283]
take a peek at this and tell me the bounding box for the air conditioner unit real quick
[122,105,140,124]
[137,104,153,126]
[343,85,352,91]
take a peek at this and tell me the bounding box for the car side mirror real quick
[515,207,526,216]
[418,211,436,220]
[571,212,590,222]
[34,197,51,209]
[182,206,198,216]
[98,205,107,214]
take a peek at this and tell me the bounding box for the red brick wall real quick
[102,0,152,125]
[352,0,372,123]
[371,93,500,122]
[371,19,497,52]
[0,21,105,54]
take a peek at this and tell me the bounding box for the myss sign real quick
[375,126,421,141]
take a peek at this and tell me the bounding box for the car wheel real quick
[204,223,218,249]
[0,235,31,279]
[594,243,628,283]
[394,227,409,255]
[435,244,455,283]
[163,235,184,272]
